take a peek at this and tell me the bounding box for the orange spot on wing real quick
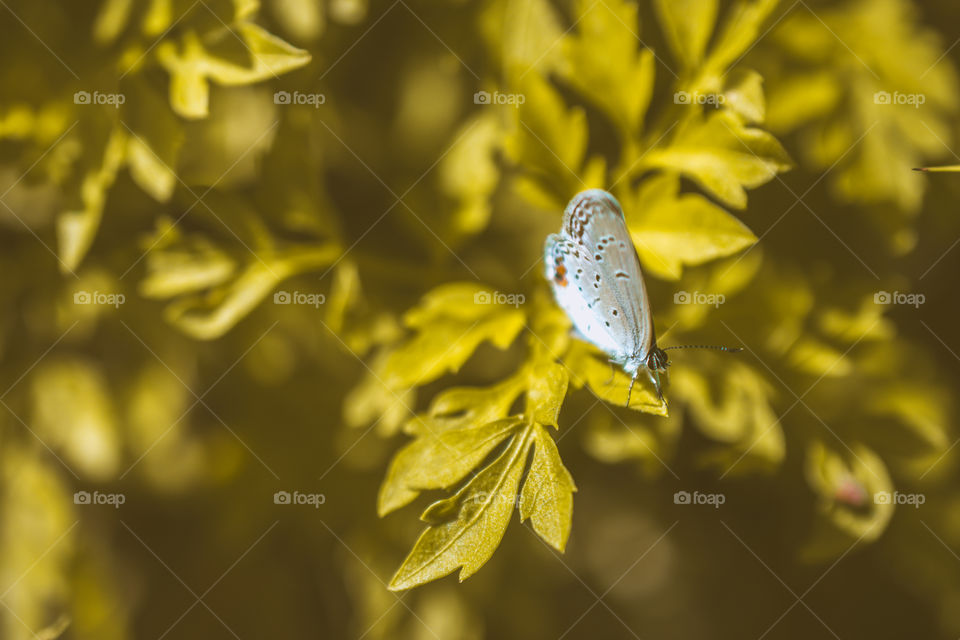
[554,264,568,287]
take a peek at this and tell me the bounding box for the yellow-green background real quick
[2,0,960,638]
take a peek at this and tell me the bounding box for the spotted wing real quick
[545,233,625,359]
[554,189,655,362]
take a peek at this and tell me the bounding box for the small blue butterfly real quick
[545,189,741,406]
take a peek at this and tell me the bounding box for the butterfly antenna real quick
[662,344,743,353]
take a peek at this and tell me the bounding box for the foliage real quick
[2,0,960,638]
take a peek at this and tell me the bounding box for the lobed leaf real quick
[519,424,576,551]
[562,0,655,138]
[654,0,718,71]
[389,428,534,590]
[643,111,791,209]
[625,173,758,280]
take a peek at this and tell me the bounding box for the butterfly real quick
[544,189,741,406]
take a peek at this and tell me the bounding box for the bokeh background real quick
[2,0,960,638]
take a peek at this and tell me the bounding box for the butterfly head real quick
[624,346,669,407]
[646,346,669,372]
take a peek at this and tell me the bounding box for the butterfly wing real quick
[551,189,655,364]
[545,233,623,357]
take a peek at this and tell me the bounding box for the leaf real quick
[672,360,784,474]
[654,0,718,71]
[624,172,758,279]
[389,427,533,590]
[93,0,134,44]
[506,73,587,203]
[157,23,310,118]
[865,385,949,452]
[379,418,524,516]
[437,112,504,242]
[701,0,779,79]
[583,408,683,478]
[160,245,339,340]
[519,424,576,551]
[525,361,568,428]
[643,110,791,209]
[376,374,527,514]
[480,0,565,78]
[764,71,841,132]
[786,337,852,378]
[723,68,766,124]
[57,128,127,272]
[139,220,238,298]
[803,441,893,561]
[763,0,960,213]
[383,283,526,389]
[123,79,184,202]
[30,358,122,480]
[562,0,655,138]
[564,341,667,416]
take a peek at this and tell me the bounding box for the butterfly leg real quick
[649,368,665,405]
[626,372,638,407]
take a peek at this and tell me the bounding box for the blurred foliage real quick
[2,0,960,638]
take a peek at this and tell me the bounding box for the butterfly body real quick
[545,189,668,404]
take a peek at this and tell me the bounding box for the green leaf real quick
[480,0,565,78]
[437,112,504,242]
[506,73,587,203]
[654,0,718,71]
[519,424,576,551]
[383,284,526,389]
[643,111,791,209]
[159,245,339,340]
[376,375,527,514]
[57,128,127,272]
[763,0,959,213]
[786,337,852,378]
[803,441,893,561]
[30,358,122,480]
[157,23,310,118]
[624,172,758,279]
[525,361,568,428]
[138,220,237,298]
[389,427,533,590]
[865,385,949,452]
[379,417,524,516]
[702,0,779,79]
[93,0,135,44]
[343,348,417,438]
[723,68,766,124]
[123,79,184,202]
[672,360,784,474]
[564,341,667,416]
[583,409,683,478]
[562,0,655,138]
